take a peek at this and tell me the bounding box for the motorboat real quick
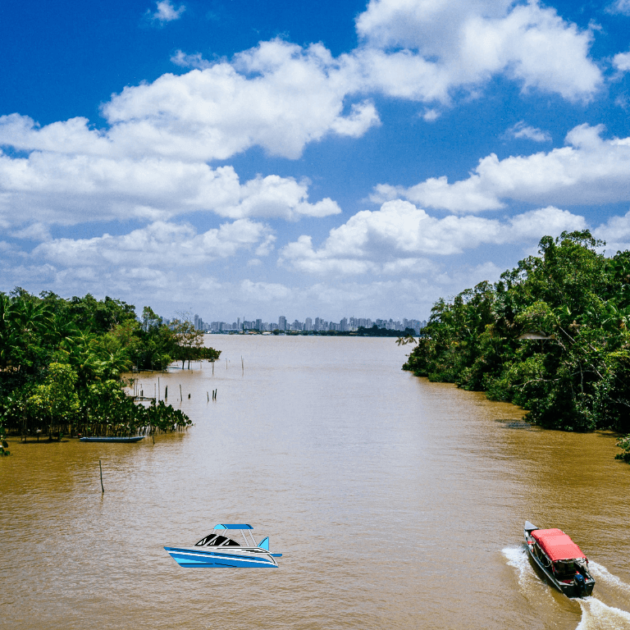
[80,436,144,443]
[165,524,282,568]
[524,521,595,597]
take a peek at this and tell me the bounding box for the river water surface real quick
[2,336,630,629]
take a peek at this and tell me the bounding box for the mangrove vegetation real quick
[0,289,220,445]
[402,231,630,461]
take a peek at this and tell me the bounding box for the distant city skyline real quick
[189,314,425,334]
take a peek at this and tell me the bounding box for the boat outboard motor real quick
[575,572,587,596]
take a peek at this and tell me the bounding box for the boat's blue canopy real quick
[214,524,253,530]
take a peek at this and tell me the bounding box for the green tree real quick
[28,363,80,439]
[404,231,630,443]
[0,289,216,443]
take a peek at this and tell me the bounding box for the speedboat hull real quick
[164,546,278,568]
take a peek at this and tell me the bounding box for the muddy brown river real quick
[2,336,630,629]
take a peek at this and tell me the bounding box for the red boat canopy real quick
[531,529,587,562]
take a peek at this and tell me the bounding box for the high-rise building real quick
[278,315,287,331]
[304,317,312,331]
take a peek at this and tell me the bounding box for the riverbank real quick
[403,232,630,462]
[0,290,220,446]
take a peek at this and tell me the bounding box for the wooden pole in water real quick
[165,386,168,400]
[179,384,183,401]
[99,460,104,493]
[207,391,209,402]
[241,356,244,374]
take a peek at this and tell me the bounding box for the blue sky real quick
[1,0,630,321]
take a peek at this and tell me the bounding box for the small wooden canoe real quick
[80,436,145,443]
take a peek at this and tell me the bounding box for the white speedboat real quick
[165,524,282,568]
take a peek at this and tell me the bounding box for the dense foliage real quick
[403,232,630,446]
[358,325,417,337]
[0,289,220,442]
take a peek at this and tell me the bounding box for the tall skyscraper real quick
[278,315,287,331]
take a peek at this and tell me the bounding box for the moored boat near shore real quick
[524,521,595,597]
[80,436,145,443]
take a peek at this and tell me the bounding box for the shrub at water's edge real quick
[0,290,221,443]
[615,436,630,463]
[402,231,630,460]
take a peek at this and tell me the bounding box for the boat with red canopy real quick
[524,522,595,597]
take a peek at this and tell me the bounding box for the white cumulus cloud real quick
[356,0,602,103]
[171,50,212,70]
[0,42,379,163]
[33,219,273,269]
[147,0,185,24]
[613,51,630,73]
[0,148,340,227]
[505,121,551,142]
[609,0,630,15]
[279,201,586,274]
[373,125,630,212]
[594,210,630,253]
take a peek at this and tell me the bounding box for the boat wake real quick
[502,545,533,585]
[503,548,630,629]
[575,598,630,630]
[502,546,554,601]
[590,563,630,597]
